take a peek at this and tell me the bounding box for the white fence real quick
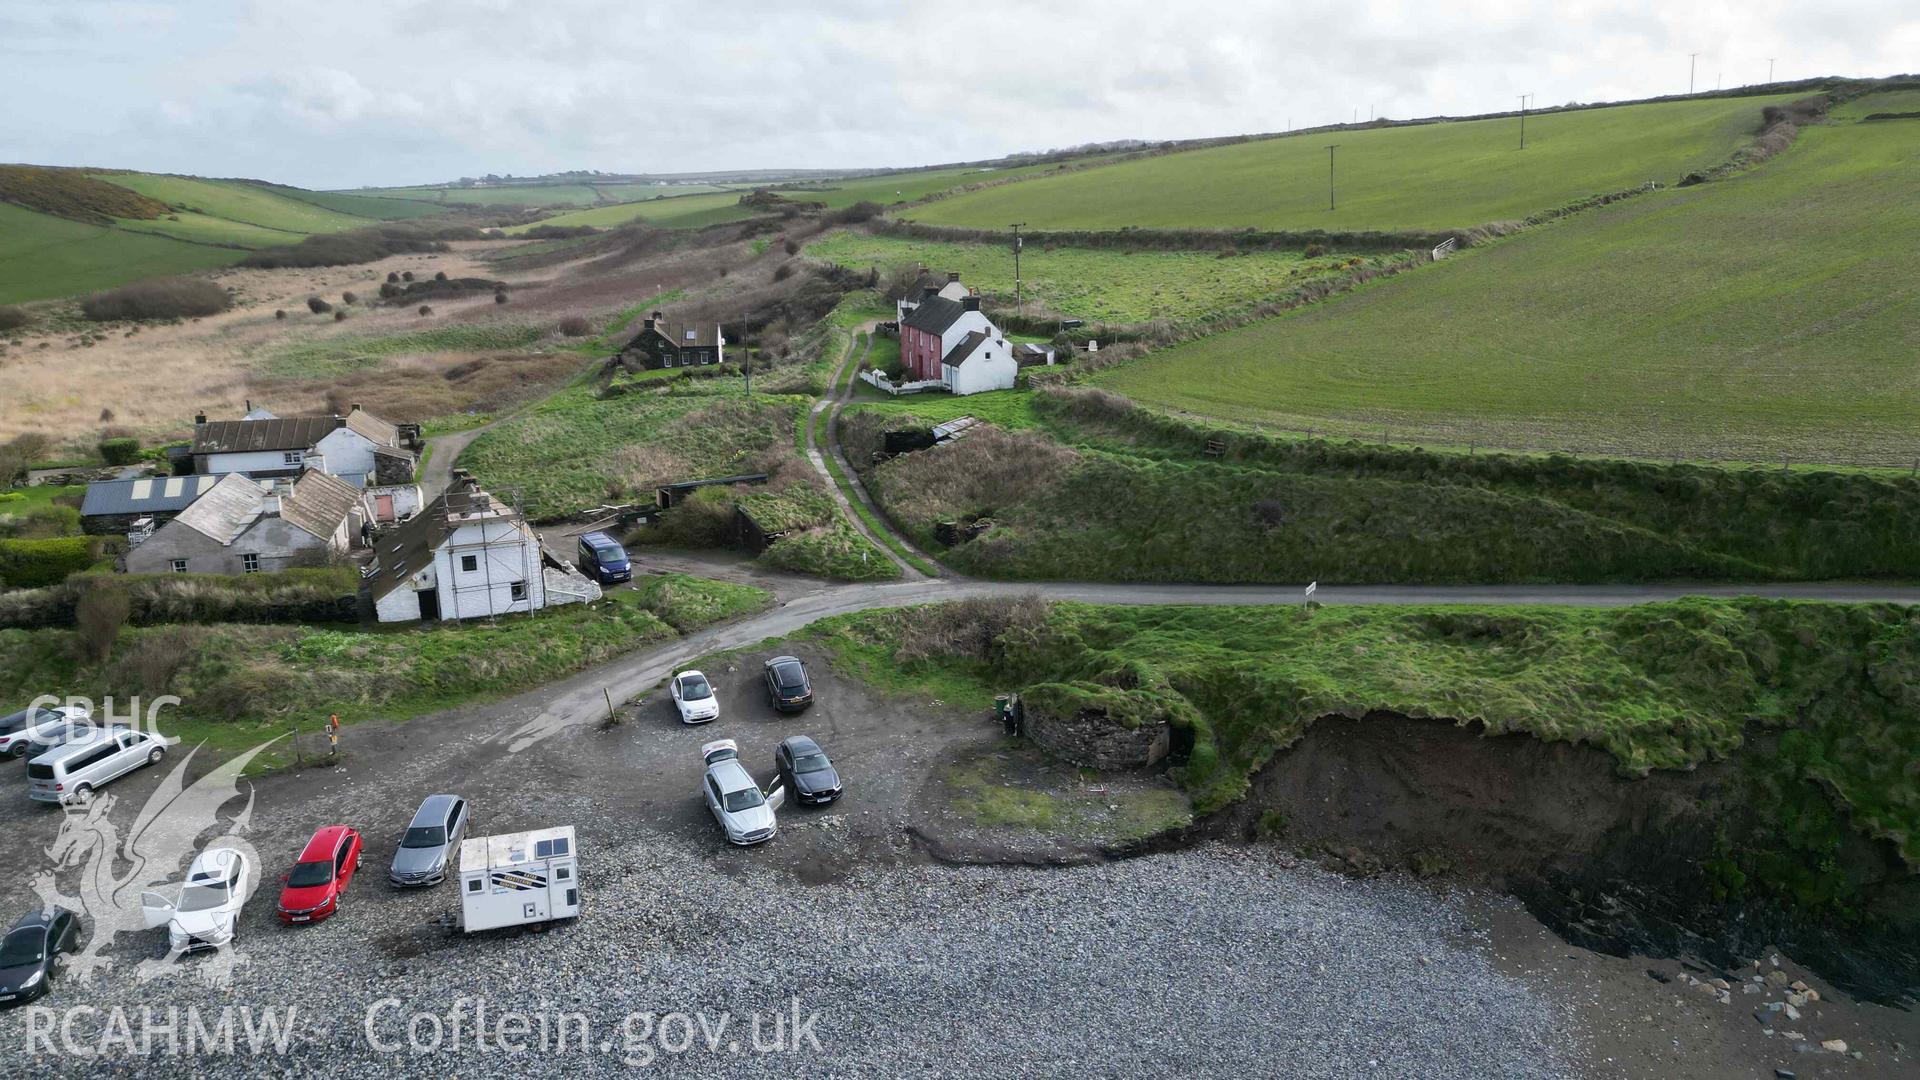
[1431,237,1458,260]
[859,369,947,396]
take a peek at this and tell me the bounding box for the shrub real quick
[1303,243,1327,258]
[341,290,358,304]
[0,305,27,332]
[402,270,415,281]
[274,309,287,320]
[80,278,231,321]
[387,271,400,283]
[306,296,332,314]
[74,580,130,663]
[558,315,591,337]
[236,224,481,270]
[893,594,1052,666]
[97,436,140,465]
[773,263,795,282]
[379,282,400,298]
[333,309,347,321]
[435,270,448,282]
[0,536,98,589]
[494,290,509,304]
[782,237,800,256]
[834,201,884,224]
[418,305,433,316]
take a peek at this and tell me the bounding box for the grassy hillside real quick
[842,386,1920,584]
[1095,91,1920,466]
[502,190,755,233]
[258,184,448,220]
[808,231,1362,323]
[0,201,241,303]
[906,95,1796,232]
[779,159,1111,210]
[93,173,369,234]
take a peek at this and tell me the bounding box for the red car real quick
[276,825,362,924]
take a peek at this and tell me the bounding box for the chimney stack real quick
[194,411,207,426]
[921,285,939,300]
[948,271,960,283]
[334,415,348,429]
[350,402,361,414]
[962,296,982,312]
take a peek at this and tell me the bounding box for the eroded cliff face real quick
[1229,712,1918,1004]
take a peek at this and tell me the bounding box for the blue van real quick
[576,531,632,584]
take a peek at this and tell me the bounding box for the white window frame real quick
[241,553,260,573]
[171,559,188,573]
[283,451,303,466]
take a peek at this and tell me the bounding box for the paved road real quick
[497,573,1920,754]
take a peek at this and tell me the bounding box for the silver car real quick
[389,794,468,887]
[701,740,783,846]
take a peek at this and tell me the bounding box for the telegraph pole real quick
[1689,52,1700,94]
[1325,145,1339,211]
[1517,93,1532,149]
[1009,222,1026,313]
[1768,58,1776,84]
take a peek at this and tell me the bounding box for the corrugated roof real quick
[168,473,269,546]
[191,416,339,455]
[279,470,359,538]
[80,474,219,517]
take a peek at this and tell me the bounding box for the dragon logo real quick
[31,738,281,989]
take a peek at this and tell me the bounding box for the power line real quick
[1517,93,1532,150]
[1689,52,1700,94]
[1009,223,1026,313]
[1768,58,1776,84]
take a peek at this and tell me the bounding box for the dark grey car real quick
[389,794,468,887]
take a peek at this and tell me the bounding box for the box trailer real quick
[457,825,580,933]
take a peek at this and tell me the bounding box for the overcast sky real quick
[2,0,1914,189]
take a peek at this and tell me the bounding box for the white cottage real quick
[190,404,414,489]
[897,279,1019,396]
[368,473,555,622]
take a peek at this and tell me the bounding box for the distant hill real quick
[0,167,455,304]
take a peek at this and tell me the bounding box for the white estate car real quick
[0,704,93,759]
[670,670,720,725]
[141,848,252,955]
[700,740,783,846]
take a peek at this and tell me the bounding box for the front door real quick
[374,494,394,522]
[418,588,440,620]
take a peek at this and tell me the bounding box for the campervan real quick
[456,826,580,933]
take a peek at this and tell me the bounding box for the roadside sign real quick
[1304,581,1317,609]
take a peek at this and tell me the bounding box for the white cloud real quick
[0,0,1912,187]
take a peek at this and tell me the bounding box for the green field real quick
[907,95,1797,233]
[1095,91,1920,466]
[503,190,755,233]
[258,184,448,220]
[113,209,308,249]
[808,231,1360,323]
[0,201,242,303]
[777,159,1109,209]
[259,323,548,378]
[95,173,370,234]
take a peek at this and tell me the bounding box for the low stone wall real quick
[1021,681,1175,770]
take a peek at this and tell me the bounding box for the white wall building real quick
[369,473,556,623]
[191,405,413,488]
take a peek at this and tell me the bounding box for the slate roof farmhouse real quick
[123,470,362,576]
[896,277,1022,396]
[620,311,726,370]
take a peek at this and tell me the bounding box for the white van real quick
[27,727,168,804]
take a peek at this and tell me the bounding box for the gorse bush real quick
[0,305,28,332]
[306,296,332,314]
[80,277,232,321]
[96,436,140,465]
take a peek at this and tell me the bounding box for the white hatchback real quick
[670,670,720,724]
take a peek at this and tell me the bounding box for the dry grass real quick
[872,426,1078,527]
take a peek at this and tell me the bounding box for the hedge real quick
[0,537,99,589]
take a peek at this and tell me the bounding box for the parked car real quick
[0,908,82,1008]
[762,656,814,713]
[701,739,783,846]
[140,848,250,955]
[0,705,93,760]
[390,794,468,887]
[669,669,720,724]
[277,825,363,924]
[576,531,632,584]
[774,735,842,806]
[27,727,167,805]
